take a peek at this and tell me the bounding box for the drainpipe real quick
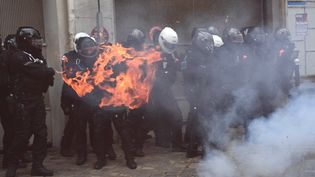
[67,0,75,49]
[294,50,301,87]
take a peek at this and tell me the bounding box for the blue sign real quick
[288,1,306,6]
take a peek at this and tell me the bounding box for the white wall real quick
[69,0,116,46]
[286,1,315,76]
[42,0,70,147]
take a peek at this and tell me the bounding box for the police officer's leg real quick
[131,109,145,157]
[0,98,15,168]
[88,117,95,151]
[154,110,171,148]
[30,98,53,176]
[169,100,184,152]
[73,107,88,165]
[112,112,137,169]
[104,118,116,160]
[186,108,200,158]
[92,111,108,170]
[5,102,34,177]
[60,113,76,157]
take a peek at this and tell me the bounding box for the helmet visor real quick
[80,46,99,56]
[163,40,176,52]
[31,38,43,50]
[231,34,244,44]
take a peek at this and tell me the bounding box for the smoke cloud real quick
[198,83,315,177]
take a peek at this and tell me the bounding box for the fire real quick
[62,44,161,109]
[62,56,94,97]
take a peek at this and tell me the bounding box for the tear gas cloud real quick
[198,83,315,177]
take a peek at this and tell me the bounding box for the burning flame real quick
[62,44,161,109]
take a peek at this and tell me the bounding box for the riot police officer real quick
[123,28,147,157]
[273,28,295,96]
[5,26,55,177]
[62,33,117,170]
[0,34,22,169]
[183,29,215,158]
[61,33,95,165]
[150,27,184,151]
[201,27,246,149]
[213,27,245,114]
[104,29,148,170]
[244,27,276,118]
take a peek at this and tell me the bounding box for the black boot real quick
[171,143,186,152]
[75,155,86,166]
[20,152,32,163]
[94,159,107,170]
[5,166,17,177]
[60,148,73,157]
[133,148,144,157]
[186,143,201,158]
[106,146,117,160]
[126,159,137,169]
[31,164,53,176]
[186,150,202,158]
[17,160,27,168]
[2,158,8,169]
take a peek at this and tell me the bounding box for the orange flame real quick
[62,44,161,109]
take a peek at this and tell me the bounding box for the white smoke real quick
[198,83,315,177]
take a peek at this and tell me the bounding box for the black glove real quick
[61,102,74,116]
[46,67,55,86]
[6,94,18,116]
[47,67,56,76]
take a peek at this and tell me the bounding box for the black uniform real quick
[0,47,13,168]
[249,36,276,117]
[62,47,115,168]
[272,30,295,96]
[61,50,97,164]
[150,52,183,149]
[6,48,54,176]
[183,45,213,157]
[111,110,138,168]
[122,29,148,157]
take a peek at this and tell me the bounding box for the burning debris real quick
[62,44,161,109]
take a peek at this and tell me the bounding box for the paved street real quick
[1,138,315,177]
[0,138,199,177]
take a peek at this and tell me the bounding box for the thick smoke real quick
[198,83,315,177]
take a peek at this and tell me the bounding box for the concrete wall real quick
[69,0,116,46]
[286,1,315,76]
[42,0,70,147]
[115,0,264,43]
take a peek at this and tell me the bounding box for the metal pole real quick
[294,50,301,87]
[96,0,102,44]
[98,0,101,12]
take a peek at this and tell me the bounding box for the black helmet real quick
[223,27,244,44]
[16,26,43,52]
[75,37,99,59]
[207,26,220,35]
[126,28,145,50]
[275,28,291,42]
[191,27,208,39]
[4,34,16,50]
[192,30,214,54]
[245,27,266,45]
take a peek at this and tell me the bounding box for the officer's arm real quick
[15,54,55,80]
[61,83,76,115]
